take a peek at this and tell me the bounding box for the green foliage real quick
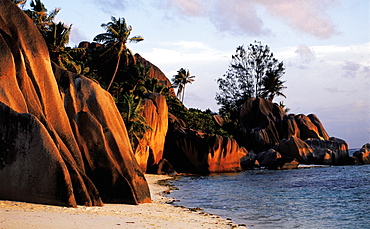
[116,93,151,151]
[166,95,188,120]
[216,40,286,116]
[184,108,230,136]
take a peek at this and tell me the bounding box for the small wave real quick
[298,164,331,168]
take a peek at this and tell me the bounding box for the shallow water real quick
[168,164,370,228]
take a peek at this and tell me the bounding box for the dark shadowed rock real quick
[256,149,289,170]
[164,115,247,174]
[305,137,350,165]
[240,98,286,152]
[0,0,150,207]
[353,143,370,164]
[240,150,258,169]
[295,114,325,140]
[276,136,315,164]
[238,98,345,167]
[147,159,176,175]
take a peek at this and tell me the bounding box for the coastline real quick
[0,174,246,229]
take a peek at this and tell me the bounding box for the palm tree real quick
[260,65,286,102]
[12,0,27,8]
[171,68,195,103]
[42,21,86,74]
[117,94,151,150]
[93,16,144,91]
[24,0,60,32]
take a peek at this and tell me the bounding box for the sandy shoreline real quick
[0,174,247,229]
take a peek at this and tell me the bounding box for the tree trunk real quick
[107,54,121,92]
[182,85,186,103]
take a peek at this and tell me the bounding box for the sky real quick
[35,0,369,148]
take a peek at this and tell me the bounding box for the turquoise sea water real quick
[167,152,370,228]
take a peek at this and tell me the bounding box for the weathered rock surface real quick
[240,98,286,152]
[276,136,315,164]
[164,114,247,174]
[307,114,330,140]
[240,98,330,152]
[239,98,351,167]
[353,143,370,164]
[0,0,150,207]
[305,137,350,165]
[134,93,168,173]
[295,114,326,141]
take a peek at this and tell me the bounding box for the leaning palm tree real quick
[93,16,144,91]
[171,68,195,103]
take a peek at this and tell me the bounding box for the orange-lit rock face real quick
[207,136,247,173]
[277,136,315,164]
[164,115,247,174]
[0,0,150,207]
[134,93,168,173]
[295,114,324,140]
[307,114,330,140]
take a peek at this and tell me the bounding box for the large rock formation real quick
[0,0,150,207]
[277,136,315,164]
[305,137,350,165]
[134,93,168,173]
[164,114,247,174]
[353,143,370,164]
[239,98,351,167]
[239,98,330,152]
[240,98,290,152]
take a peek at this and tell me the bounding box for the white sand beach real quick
[0,175,247,228]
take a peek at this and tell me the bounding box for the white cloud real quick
[342,61,361,78]
[69,27,88,46]
[294,44,316,68]
[141,41,228,65]
[210,1,270,36]
[363,66,370,78]
[161,0,339,38]
[91,0,133,13]
[256,0,339,38]
[164,0,205,16]
[295,45,316,62]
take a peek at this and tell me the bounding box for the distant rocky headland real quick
[0,0,369,207]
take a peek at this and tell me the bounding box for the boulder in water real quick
[353,143,370,164]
